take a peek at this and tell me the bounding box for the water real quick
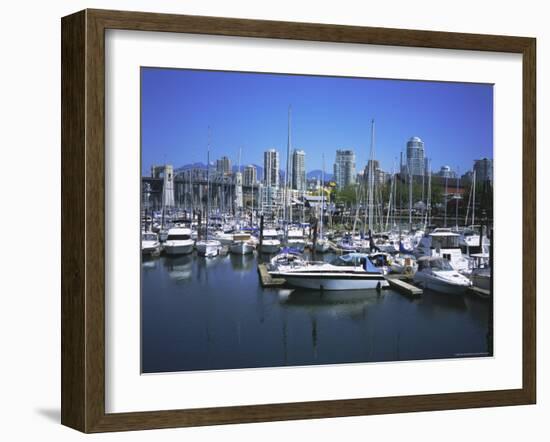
[141,251,491,373]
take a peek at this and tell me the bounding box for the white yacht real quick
[260,229,281,254]
[163,228,194,255]
[141,231,160,256]
[286,228,306,252]
[229,232,255,255]
[413,256,472,295]
[271,253,389,291]
[415,229,471,273]
[213,230,234,246]
[196,239,222,257]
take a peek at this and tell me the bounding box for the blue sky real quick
[141,67,493,176]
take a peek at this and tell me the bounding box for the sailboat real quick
[196,130,222,257]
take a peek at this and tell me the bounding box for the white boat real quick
[272,253,389,291]
[213,230,234,246]
[286,228,306,252]
[469,253,491,291]
[260,229,281,254]
[229,232,255,255]
[415,229,471,273]
[141,231,160,256]
[413,256,472,295]
[163,228,194,255]
[390,254,418,275]
[196,239,222,257]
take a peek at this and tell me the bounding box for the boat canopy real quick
[331,254,382,274]
[279,247,302,255]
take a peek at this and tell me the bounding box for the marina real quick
[142,248,492,373]
[140,68,494,373]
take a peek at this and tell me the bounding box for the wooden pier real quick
[385,275,423,296]
[257,264,286,287]
[468,286,491,299]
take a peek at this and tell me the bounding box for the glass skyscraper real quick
[334,149,356,189]
[263,149,280,188]
[406,136,425,176]
[291,149,306,191]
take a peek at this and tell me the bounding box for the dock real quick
[385,275,423,296]
[468,286,491,299]
[257,264,286,287]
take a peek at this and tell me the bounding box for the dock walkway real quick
[385,274,423,296]
[257,264,286,287]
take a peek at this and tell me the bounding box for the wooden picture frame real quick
[61,9,536,433]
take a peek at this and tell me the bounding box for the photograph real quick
[140,67,494,374]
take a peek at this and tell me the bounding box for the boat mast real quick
[471,169,476,225]
[455,166,459,229]
[368,119,375,233]
[206,127,211,242]
[385,162,395,231]
[320,154,325,240]
[408,163,413,231]
[425,159,432,227]
[284,105,292,237]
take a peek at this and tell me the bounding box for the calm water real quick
[141,251,491,373]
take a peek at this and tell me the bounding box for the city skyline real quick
[141,67,493,176]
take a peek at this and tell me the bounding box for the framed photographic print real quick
[61,9,536,433]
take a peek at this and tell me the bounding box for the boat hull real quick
[196,241,221,257]
[229,241,254,255]
[141,245,160,256]
[413,273,470,295]
[163,241,194,255]
[280,273,387,291]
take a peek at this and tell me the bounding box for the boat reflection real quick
[279,288,383,318]
[163,255,193,282]
[229,252,255,272]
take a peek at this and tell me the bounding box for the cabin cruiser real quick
[271,253,389,291]
[413,256,472,295]
[196,239,222,257]
[286,228,307,252]
[229,232,255,255]
[415,229,471,273]
[141,231,161,256]
[260,229,282,254]
[163,228,194,255]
